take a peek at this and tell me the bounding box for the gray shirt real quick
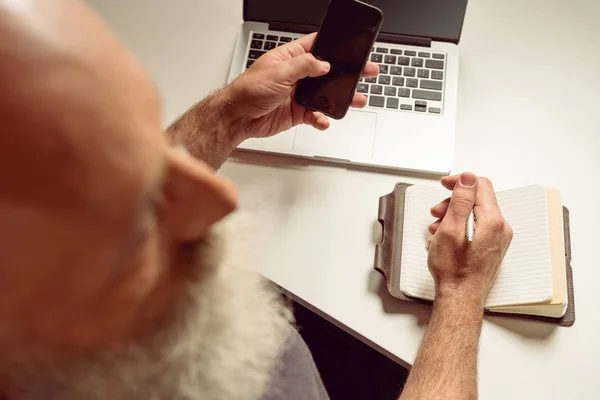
[261,328,330,400]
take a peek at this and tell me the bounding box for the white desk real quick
[91,0,600,398]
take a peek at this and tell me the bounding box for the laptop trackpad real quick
[294,111,377,161]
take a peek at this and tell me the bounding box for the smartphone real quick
[294,0,383,120]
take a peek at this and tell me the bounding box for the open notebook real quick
[374,183,576,326]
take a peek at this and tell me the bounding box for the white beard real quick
[4,215,293,400]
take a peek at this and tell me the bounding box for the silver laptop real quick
[227,0,468,174]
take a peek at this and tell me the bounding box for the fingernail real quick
[460,172,477,187]
[320,61,330,72]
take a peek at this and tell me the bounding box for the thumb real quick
[272,53,330,85]
[443,172,478,225]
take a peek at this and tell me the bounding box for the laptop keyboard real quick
[244,31,446,115]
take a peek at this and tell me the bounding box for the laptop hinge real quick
[377,33,431,48]
[269,22,319,35]
[268,22,432,48]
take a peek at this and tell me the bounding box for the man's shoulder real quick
[260,326,330,400]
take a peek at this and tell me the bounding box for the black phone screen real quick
[294,0,382,119]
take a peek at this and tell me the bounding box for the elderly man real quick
[0,1,512,399]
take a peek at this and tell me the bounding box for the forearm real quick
[166,87,245,170]
[399,292,484,400]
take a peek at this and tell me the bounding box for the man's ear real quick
[162,148,237,242]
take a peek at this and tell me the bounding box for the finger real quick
[277,33,317,58]
[443,175,500,213]
[362,62,379,77]
[430,198,450,218]
[439,172,478,226]
[277,35,377,82]
[273,53,330,85]
[304,109,330,131]
[290,33,317,53]
[428,219,442,235]
[350,92,367,108]
[440,174,461,191]
[280,35,377,74]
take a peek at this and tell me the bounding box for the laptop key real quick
[417,69,430,78]
[384,55,396,64]
[376,47,389,53]
[246,59,255,69]
[403,67,416,77]
[432,53,445,59]
[404,50,416,56]
[413,89,442,101]
[415,105,427,112]
[384,86,397,96]
[429,107,441,114]
[369,95,385,107]
[266,35,279,41]
[386,97,399,109]
[431,70,444,80]
[264,41,277,50]
[379,64,389,74]
[365,77,377,83]
[415,100,427,107]
[406,78,418,88]
[371,53,383,63]
[248,50,266,59]
[280,36,292,42]
[251,40,263,49]
[392,76,405,86]
[278,42,285,47]
[370,85,383,95]
[418,52,431,58]
[378,75,391,85]
[357,83,369,93]
[420,80,443,90]
[411,58,424,67]
[398,56,410,65]
[252,33,265,39]
[390,66,402,75]
[400,104,413,111]
[398,88,410,97]
[425,59,444,69]
[390,49,403,55]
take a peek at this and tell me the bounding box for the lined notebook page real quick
[400,185,553,308]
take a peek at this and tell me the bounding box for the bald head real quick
[0,0,237,357]
[0,0,168,217]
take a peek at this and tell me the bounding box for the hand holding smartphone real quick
[294,0,383,120]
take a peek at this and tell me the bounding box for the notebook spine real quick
[374,191,394,278]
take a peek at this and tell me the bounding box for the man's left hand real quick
[226,33,379,140]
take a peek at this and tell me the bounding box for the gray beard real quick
[4,215,293,400]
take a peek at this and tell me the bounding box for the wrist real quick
[435,282,487,313]
[209,85,248,146]
[433,294,484,325]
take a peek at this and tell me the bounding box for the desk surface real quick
[91,0,600,398]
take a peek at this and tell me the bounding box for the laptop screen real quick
[244,0,468,43]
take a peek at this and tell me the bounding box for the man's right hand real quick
[427,173,513,306]
[225,33,379,140]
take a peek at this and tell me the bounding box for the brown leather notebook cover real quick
[374,183,576,327]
